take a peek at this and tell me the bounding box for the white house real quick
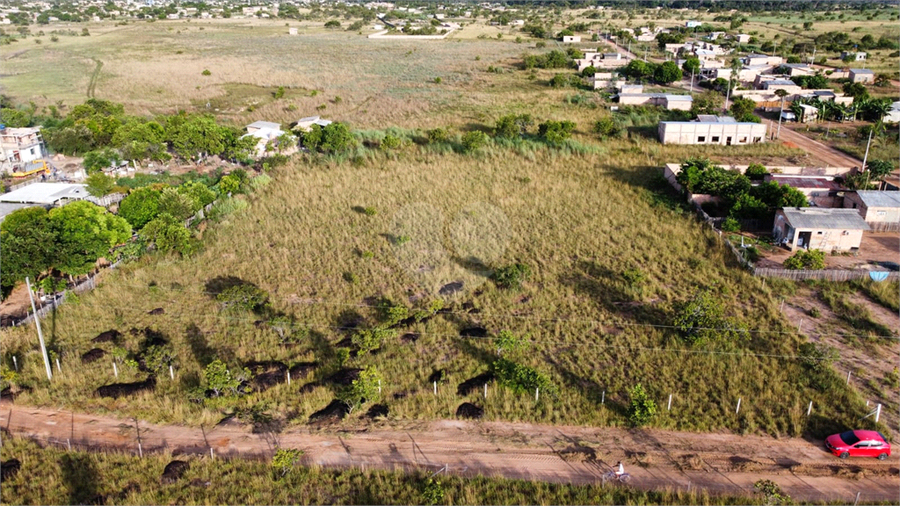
[883,101,900,124]
[243,121,290,158]
[659,116,767,145]
[562,35,581,43]
[0,183,89,206]
[293,116,333,132]
[841,51,867,61]
[849,68,875,84]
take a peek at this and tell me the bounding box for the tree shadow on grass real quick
[60,454,103,505]
[559,260,670,328]
[185,324,216,367]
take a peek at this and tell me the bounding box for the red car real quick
[825,430,891,460]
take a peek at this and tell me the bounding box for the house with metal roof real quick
[849,68,874,84]
[843,190,900,232]
[0,183,88,205]
[773,208,870,252]
[293,115,333,132]
[617,93,693,111]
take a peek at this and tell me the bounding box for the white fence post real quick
[433,381,437,395]
[601,390,605,404]
[807,401,812,416]
[535,388,539,402]
[667,394,673,411]
[113,362,118,378]
[169,365,175,380]
[875,404,881,423]
[735,397,742,414]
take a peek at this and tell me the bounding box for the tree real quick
[842,82,869,101]
[118,187,161,229]
[621,59,654,80]
[156,187,195,221]
[461,130,488,152]
[85,172,116,197]
[324,20,341,28]
[656,31,684,50]
[691,91,723,116]
[178,181,217,212]
[581,65,597,78]
[338,365,381,413]
[491,262,531,289]
[628,383,657,426]
[166,114,232,160]
[754,479,791,505]
[673,288,728,345]
[216,284,269,314]
[730,97,758,122]
[204,359,247,397]
[745,163,768,181]
[141,213,196,256]
[653,61,682,85]
[866,160,895,182]
[49,201,132,276]
[0,207,57,295]
[351,327,395,355]
[681,56,700,76]
[272,448,303,478]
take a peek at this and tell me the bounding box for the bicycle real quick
[601,471,632,484]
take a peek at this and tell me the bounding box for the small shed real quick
[562,35,581,43]
[843,190,900,232]
[0,183,89,205]
[849,68,874,84]
[773,208,870,252]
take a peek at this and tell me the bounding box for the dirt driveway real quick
[2,404,897,503]
[774,126,863,169]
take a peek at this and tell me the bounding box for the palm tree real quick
[723,57,742,113]
[774,89,789,139]
[789,101,804,122]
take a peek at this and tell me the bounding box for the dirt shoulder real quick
[778,126,863,169]
[2,403,896,503]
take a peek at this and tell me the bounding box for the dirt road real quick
[2,404,897,503]
[777,126,863,169]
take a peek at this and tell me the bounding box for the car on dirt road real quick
[825,430,891,460]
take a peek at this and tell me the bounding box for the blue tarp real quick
[869,271,890,282]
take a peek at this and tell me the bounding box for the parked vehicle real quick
[825,430,891,460]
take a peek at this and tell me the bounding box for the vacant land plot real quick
[0,19,888,443]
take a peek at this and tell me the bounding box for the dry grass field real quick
[1,17,895,439]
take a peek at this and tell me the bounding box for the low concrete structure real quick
[734,33,751,44]
[849,68,874,84]
[243,121,290,158]
[591,72,613,89]
[618,93,692,111]
[743,54,784,67]
[842,51,866,61]
[776,63,816,77]
[658,116,766,145]
[761,79,802,94]
[884,101,900,124]
[774,208,869,252]
[562,35,581,43]
[843,190,900,232]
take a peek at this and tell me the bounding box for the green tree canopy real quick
[653,61,682,84]
[85,172,116,197]
[0,207,57,295]
[118,187,161,229]
[49,201,132,276]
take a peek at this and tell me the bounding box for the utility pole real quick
[25,277,53,381]
[690,67,694,93]
[862,127,874,187]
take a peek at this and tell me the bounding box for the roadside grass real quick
[852,279,900,313]
[1,140,877,439]
[0,437,765,506]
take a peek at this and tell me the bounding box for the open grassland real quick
[0,19,890,441]
[0,437,766,506]
[1,138,880,439]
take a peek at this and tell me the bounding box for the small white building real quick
[774,208,869,252]
[562,35,581,43]
[659,115,767,145]
[843,190,900,231]
[685,20,702,28]
[842,51,867,61]
[849,68,875,84]
[288,27,298,35]
[243,121,288,158]
[883,101,900,124]
[734,33,751,44]
[0,126,46,174]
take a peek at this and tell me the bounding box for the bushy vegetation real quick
[783,250,826,270]
[676,159,807,224]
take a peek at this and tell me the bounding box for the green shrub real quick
[461,131,488,152]
[721,217,740,232]
[381,134,402,150]
[342,271,359,284]
[628,383,657,426]
[745,163,768,180]
[352,327,395,355]
[783,250,825,270]
[216,284,269,314]
[426,128,450,143]
[492,358,555,395]
[491,262,531,289]
[744,246,760,263]
[201,69,211,76]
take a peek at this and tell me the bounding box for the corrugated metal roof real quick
[850,68,874,74]
[0,183,88,205]
[781,208,870,230]
[854,190,900,208]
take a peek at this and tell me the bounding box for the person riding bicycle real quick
[615,461,625,477]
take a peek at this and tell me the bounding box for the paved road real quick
[2,403,897,503]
